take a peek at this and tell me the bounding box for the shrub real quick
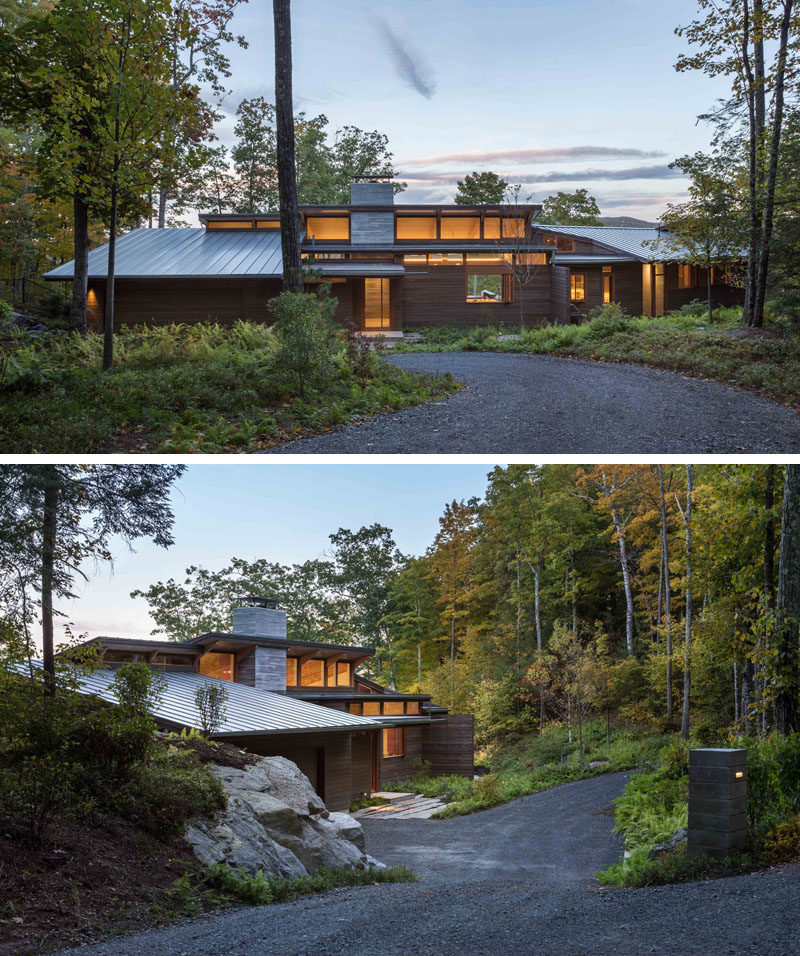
[268,289,338,398]
[763,813,800,864]
[195,682,229,737]
[111,661,166,717]
[471,774,502,804]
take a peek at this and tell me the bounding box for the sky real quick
[55,463,496,646]
[205,0,733,220]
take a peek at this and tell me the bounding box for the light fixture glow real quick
[735,771,744,779]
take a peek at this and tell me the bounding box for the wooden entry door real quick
[363,277,391,330]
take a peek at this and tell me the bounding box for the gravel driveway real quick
[270,353,800,454]
[57,772,800,956]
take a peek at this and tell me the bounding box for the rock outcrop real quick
[647,827,688,860]
[185,756,384,878]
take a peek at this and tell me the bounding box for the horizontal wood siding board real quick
[401,266,552,328]
[421,715,474,776]
[350,732,374,800]
[379,727,424,784]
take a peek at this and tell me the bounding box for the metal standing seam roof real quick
[44,227,285,280]
[17,661,383,736]
[537,224,687,262]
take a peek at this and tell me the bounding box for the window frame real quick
[382,727,406,759]
[570,273,586,302]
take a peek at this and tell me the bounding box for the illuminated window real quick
[336,662,352,686]
[678,264,695,289]
[207,220,252,229]
[571,274,586,302]
[152,653,194,666]
[466,272,511,303]
[602,266,613,304]
[364,277,391,330]
[428,253,464,265]
[198,652,234,681]
[286,658,297,685]
[301,659,325,686]
[516,253,547,266]
[406,701,420,715]
[256,220,280,229]
[382,727,406,758]
[439,216,480,240]
[483,217,501,239]
[363,701,381,716]
[348,702,363,715]
[467,252,505,263]
[502,218,525,238]
[403,254,428,264]
[306,217,349,240]
[396,217,437,240]
[383,700,405,716]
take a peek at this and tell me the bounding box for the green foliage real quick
[0,321,456,452]
[454,171,508,205]
[763,813,800,863]
[348,795,389,812]
[194,682,229,737]
[168,863,416,915]
[537,189,601,225]
[112,662,166,717]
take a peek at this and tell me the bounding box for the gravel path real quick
[57,772,800,956]
[270,353,800,454]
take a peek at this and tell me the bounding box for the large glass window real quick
[325,660,350,686]
[300,659,325,686]
[207,220,251,230]
[256,220,280,229]
[382,728,406,758]
[305,217,350,240]
[286,658,298,685]
[383,700,405,716]
[678,264,695,289]
[363,701,381,716]
[466,272,510,303]
[439,216,480,240]
[502,218,525,238]
[396,217,437,240]
[348,702,363,714]
[483,217,501,239]
[198,652,234,681]
[428,253,464,265]
[571,274,586,302]
[602,266,613,304]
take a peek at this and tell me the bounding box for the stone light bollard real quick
[687,748,747,860]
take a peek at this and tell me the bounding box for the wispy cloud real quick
[399,165,684,186]
[372,15,436,99]
[400,146,667,166]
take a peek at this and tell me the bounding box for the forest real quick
[135,464,799,750]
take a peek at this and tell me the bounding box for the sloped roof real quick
[537,224,684,262]
[44,227,284,280]
[18,661,382,736]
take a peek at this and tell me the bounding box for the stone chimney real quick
[349,179,395,206]
[349,179,395,245]
[232,597,286,694]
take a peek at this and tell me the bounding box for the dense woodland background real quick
[132,464,796,750]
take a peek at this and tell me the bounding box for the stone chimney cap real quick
[235,595,280,610]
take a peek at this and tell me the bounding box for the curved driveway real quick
[58,772,800,956]
[272,352,800,454]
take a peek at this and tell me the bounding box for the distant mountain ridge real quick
[599,216,659,228]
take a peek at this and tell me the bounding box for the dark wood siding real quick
[549,266,569,324]
[236,650,255,686]
[379,726,424,784]
[401,265,552,328]
[568,263,642,317]
[421,715,474,776]
[351,732,374,798]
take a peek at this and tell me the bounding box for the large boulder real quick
[185,755,384,878]
[648,827,688,860]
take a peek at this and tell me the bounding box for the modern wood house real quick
[534,224,743,319]
[44,179,742,330]
[50,597,474,811]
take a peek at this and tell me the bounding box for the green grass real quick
[0,322,458,453]
[164,863,417,917]
[382,722,670,819]
[394,306,800,408]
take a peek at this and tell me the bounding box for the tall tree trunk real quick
[273,0,302,292]
[41,466,59,694]
[606,485,634,656]
[515,543,522,681]
[742,0,763,326]
[658,465,673,720]
[775,464,800,735]
[569,548,577,637]
[534,552,542,655]
[103,174,119,372]
[69,192,89,333]
[414,592,422,689]
[762,463,777,732]
[680,464,693,740]
[753,0,794,327]
[158,187,168,229]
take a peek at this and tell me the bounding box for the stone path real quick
[353,793,452,820]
